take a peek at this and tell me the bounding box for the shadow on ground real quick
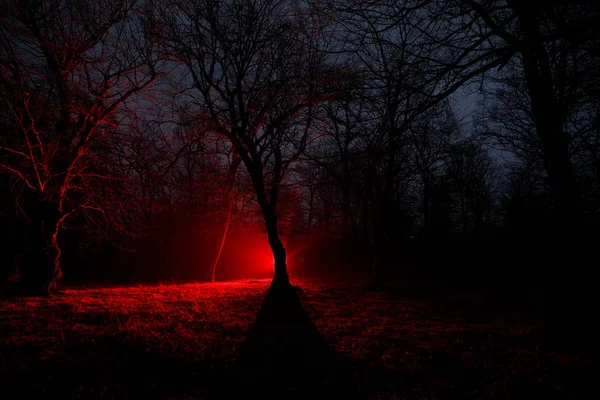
[2,288,362,399]
[223,287,362,399]
[4,280,591,399]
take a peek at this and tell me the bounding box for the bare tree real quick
[406,101,460,235]
[311,0,506,284]
[474,44,600,224]
[457,0,600,229]
[158,0,341,289]
[446,141,500,234]
[301,73,369,239]
[0,0,160,293]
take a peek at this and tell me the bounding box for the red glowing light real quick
[216,225,278,279]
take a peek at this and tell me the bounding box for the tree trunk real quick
[264,208,290,289]
[340,180,353,267]
[364,156,385,287]
[542,130,582,229]
[514,2,583,230]
[423,176,431,236]
[20,200,62,294]
[243,152,292,291]
[371,221,385,287]
[502,2,588,351]
[341,188,352,240]
[522,65,582,230]
[370,180,385,286]
[515,10,585,351]
[370,115,400,287]
[341,155,353,240]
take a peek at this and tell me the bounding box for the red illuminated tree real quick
[0,0,160,293]
[158,0,341,290]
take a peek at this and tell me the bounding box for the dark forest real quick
[1,0,596,398]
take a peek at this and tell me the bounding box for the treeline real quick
[1,0,598,291]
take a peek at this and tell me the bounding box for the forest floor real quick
[0,276,591,399]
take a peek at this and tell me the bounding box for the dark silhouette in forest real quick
[228,287,359,398]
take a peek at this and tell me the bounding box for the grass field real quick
[0,277,591,399]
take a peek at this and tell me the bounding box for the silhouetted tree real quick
[446,141,500,234]
[313,0,510,284]
[474,38,600,227]
[406,101,460,236]
[454,0,600,351]
[158,0,341,289]
[458,0,600,230]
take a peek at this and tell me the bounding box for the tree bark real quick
[509,2,587,351]
[245,154,292,290]
[20,200,62,294]
[264,207,290,289]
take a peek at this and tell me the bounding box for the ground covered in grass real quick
[0,277,591,399]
